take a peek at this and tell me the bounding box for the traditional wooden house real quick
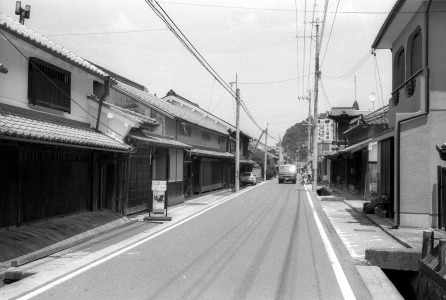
[96,81,193,211]
[163,90,249,193]
[372,0,446,228]
[0,14,138,228]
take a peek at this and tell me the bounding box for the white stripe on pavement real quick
[305,186,357,300]
[17,188,254,300]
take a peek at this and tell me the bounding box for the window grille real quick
[28,58,71,112]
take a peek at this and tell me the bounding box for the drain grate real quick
[353,228,376,232]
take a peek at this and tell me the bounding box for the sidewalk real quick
[324,186,446,270]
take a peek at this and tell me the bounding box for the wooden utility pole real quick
[264,123,268,181]
[307,90,312,174]
[235,77,240,192]
[312,19,320,192]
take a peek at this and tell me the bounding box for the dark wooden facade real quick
[0,142,126,229]
[127,148,152,215]
[379,138,394,217]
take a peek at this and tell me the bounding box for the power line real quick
[302,0,308,95]
[321,0,341,68]
[238,74,313,85]
[374,54,385,108]
[322,51,371,80]
[145,0,266,134]
[43,28,168,37]
[157,1,446,14]
[320,79,332,110]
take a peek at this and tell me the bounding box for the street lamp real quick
[369,92,377,111]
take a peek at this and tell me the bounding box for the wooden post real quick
[438,239,446,271]
[421,230,434,258]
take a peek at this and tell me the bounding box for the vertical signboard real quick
[152,180,167,215]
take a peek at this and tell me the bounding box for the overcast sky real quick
[0,0,396,144]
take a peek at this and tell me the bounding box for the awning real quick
[128,131,191,149]
[0,103,131,152]
[190,148,234,158]
[339,138,372,154]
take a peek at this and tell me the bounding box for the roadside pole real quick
[264,123,268,181]
[312,19,320,192]
[235,84,240,192]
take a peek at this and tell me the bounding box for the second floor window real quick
[202,130,211,141]
[179,123,191,136]
[411,30,422,74]
[28,57,71,112]
[395,49,405,87]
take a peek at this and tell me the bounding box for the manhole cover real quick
[354,229,376,232]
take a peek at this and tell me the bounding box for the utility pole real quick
[299,91,311,174]
[312,19,320,192]
[235,75,240,193]
[264,123,268,182]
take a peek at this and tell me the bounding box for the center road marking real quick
[305,186,356,300]
[16,187,254,300]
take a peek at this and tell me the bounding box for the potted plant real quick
[363,192,389,216]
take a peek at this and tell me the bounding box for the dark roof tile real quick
[0,103,131,151]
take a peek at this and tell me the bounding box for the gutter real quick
[393,0,432,229]
[95,77,111,131]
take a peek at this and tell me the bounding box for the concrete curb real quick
[5,219,137,267]
[356,265,404,299]
[342,200,413,249]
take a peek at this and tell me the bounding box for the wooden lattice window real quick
[28,58,71,112]
[201,130,211,141]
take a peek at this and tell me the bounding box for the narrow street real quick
[18,181,370,300]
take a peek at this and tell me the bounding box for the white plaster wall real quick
[0,29,103,125]
[400,116,430,227]
[428,1,446,111]
[429,112,446,226]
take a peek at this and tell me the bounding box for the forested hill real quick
[281,117,313,162]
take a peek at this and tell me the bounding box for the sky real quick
[0,0,396,145]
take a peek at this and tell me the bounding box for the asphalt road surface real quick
[26,181,370,300]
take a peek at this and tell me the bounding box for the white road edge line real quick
[305,186,357,300]
[17,187,254,300]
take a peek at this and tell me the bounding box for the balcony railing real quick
[391,68,423,107]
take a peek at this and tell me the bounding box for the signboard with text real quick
[152,180,167,214]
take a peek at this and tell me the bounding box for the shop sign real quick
[152,180,167,214]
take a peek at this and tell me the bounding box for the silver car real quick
[240,172,257,186]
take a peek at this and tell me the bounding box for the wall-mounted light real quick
[153,151,159,160]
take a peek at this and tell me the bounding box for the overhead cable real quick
[321,0,341,68]
[157,1,446,14]
[145,0,266,134]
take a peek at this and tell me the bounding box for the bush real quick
[363,192,389,214]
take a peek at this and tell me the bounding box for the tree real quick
[281,116,313,162]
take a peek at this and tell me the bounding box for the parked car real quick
[240,172,257,186]
[278,164,297,184]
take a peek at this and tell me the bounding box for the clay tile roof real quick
[0,13,109,80]
[128,130,191,149]
[0,103,131,151]
[108,104,159,126]
[113,81,228,135]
